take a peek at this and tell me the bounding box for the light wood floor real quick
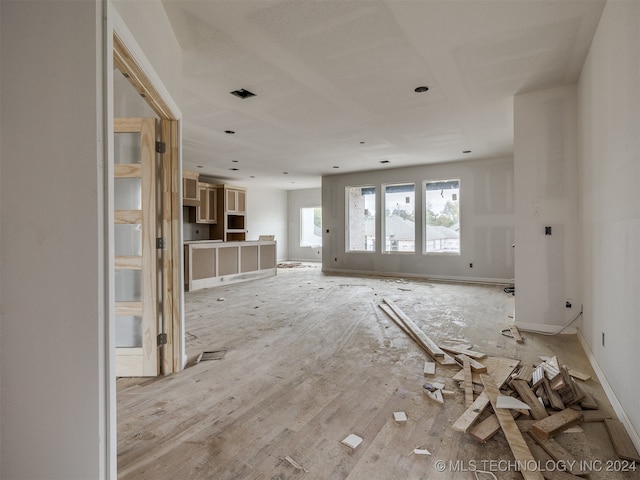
[117,265,637,480]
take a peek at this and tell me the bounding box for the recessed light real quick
[380,160,390,164]
[225,130,235,134]
[283,172,289,175]
[414,86,429,93]
[230,168,239,171]
[360,141,365,144]
[250,175,255,178]
[230,88,256,99]
[333,166,340,169]
[232,160,239,163]
[463,150,472,154]
[197,165,203,168]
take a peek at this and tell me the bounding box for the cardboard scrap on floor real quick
[341,433,363,450]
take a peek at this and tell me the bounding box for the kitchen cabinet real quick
[182,171,200,207]
[196,182,217,224]
[212,184,247,241]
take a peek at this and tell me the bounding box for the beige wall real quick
[578,0,640,449]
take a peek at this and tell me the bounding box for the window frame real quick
[345,185,376,253]
[423,178,461,255]
[382,182,416,254]
[299,206,322,248]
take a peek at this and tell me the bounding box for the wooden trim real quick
[116,302,143,316]
[113,34,176,120]
[160,119,181,374]
[114,117,145,133]
[115,256,142,269]
[115,210,143,224]
[114,164,142,178]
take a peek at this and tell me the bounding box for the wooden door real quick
[114,118,159,377]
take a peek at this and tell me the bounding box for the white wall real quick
[513,85,581,331]
[288,188,322,262]
[111,0,182,106]
[1,1,109,478]
[578,0,640,445]
[245,186,288,261]
[322,157,514,282]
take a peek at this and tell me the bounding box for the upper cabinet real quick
[226,186,246,214]
[213,184,247,241]
[196,182,217,224]
[182,171,200,207]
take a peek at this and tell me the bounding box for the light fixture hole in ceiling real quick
[414,86,429,93]
[230,88,256,99]
[463,150,472,154]
[380,160,390,164]
[225,130,235,134]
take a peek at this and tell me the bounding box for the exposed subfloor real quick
[117,264,639,480]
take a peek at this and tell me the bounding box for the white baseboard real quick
[514,321,577,335]
[577,329,640,456]
[320,267,512,286]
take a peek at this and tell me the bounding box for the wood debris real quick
[341,434,363,449]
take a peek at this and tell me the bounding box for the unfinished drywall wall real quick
[112,0,182,106]
[245,186,287,261]
[578,0,640,448]
[322,157,514,282]
[1,1,108,478]
[513,85,580,332]
[288,188,322,262]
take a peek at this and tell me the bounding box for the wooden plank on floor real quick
[462,354,474,408]
[541,472,584,480]
[451,391,490,433]
[604,418,640,462]
[509,324,524,344]
[513,365,534,383]
[511,379,549,420]
[455,353,487,373]
[440,344,487,359]
[469,414,500,443]
[423,361,436,376]
[480,375,544,480]
[528,431,587,476]
[581,410,612,422]
[382,298,444,358]
[532,365,545,388]
[530,409,583,440]
[568,369,591,381]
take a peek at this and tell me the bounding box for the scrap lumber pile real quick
[377,299,640,474]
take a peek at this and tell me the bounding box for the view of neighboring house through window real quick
[384,183,415,252]
[425,179,460,253]
[346,186,376,251]
[300,207,322,247]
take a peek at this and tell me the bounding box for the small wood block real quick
[425,388,444,404]
[573,382,597,410]
[341,433,363,449]
[509,324,524,343]
[529,431,587,475]
[516,419,536,432]
[531,409,583,440]
[413,448,431,455]
[431,381,446,390]
[440,344,487,359]
[604,418,640,462]
[532,365,545,388]
[496,395,531,410]
[511,379,549,420]
[423,361,436,376]
[441,389,456,397]
[393,411,408,423]
[455,353,488,373]
[542,377,565,411]
[568,369,591,381]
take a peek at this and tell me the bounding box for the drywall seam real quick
[577,329,640,455]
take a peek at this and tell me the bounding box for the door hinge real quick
[157,333,168,346]
[155,141,166,154]
[156,237,166,249]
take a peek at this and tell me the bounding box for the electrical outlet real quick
[565,301,572,308]
[602,332,605,347]
[469,263,473,268]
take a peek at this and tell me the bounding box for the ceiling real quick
[162,0,605,190]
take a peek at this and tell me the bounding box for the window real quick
[384,183,415,252]
[346,186,376,251]
[425,179,460,253]
[300,207,322,247]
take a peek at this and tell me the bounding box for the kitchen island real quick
[184,240,276,291]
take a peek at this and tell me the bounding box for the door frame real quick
[106,4,184,478]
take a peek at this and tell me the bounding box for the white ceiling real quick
[162,0,605,190]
